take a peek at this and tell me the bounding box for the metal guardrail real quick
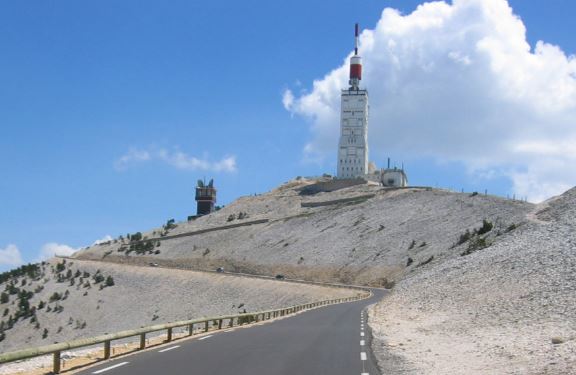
[0,291,371,374]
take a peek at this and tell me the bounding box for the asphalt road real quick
[77,289,385,375]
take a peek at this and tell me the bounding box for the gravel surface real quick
[369,187,576,374]
[75,179,532,286]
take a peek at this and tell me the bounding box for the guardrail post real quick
[167,327,173,342]
[218,319,223,329]
[204,321,209,332]
[53,350,61,374]
[104,340,111,359]
[140,333,146,349]
[188,323,194,336]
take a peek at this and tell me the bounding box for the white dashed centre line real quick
[361,332,365,336]
[361,352,367,361]
[158,345,180,353]
[360,340,365,346]
[92,362,129,374]
[361,373,369,375]
[198,335,213,341]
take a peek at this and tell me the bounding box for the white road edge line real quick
[360,340,365,346]
[198,335,213,341]
[92,362,129,374]
[158,345,180,353]
[361,352,367,361]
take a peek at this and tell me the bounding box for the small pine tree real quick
[105,276,115,287]
[42,328,48,339]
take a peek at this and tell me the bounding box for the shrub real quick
[419,242,427,247]
[0,293,8,304]
[477,219,493,235]
[130,232,143,242]
[406,257,413,266]
[56,261,66,273]
[105,276,115,287]
[456,229,472,246]
[461,237,488,256]
[93,274,104,284]
[49,292,62,302]
[408,240,416,250]
[42,328,48,339]
[164,219,177,230]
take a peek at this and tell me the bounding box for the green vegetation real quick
[164,219,177,230]
[49,292,62,302]
[105,276,115,287]
[0,263,42,285]
[477,219,493,235]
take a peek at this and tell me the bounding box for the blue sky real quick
[1,0,575,270]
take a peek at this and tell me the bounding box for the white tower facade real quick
[337,23,369,179]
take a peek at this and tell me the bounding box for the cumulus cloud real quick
[114,147,237,173]
[37,243,77,261]
[0,244,23,267]
[284,0,576,202]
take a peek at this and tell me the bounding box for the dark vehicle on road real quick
[275,274,285,280]
[216,267,224,273]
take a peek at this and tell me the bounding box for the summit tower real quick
[337,23,369,179]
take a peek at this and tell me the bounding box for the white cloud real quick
[37,243,77,261]
[0,244,23,267]
[284,0,576,202]
[93,235,113,245]
[115,147,237,173]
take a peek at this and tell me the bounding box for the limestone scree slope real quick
[368,186,576,375]
[74,179,532,286]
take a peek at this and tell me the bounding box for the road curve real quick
[77,289,386,375]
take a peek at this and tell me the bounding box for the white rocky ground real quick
[369,187,576,374]
[5,177,571,374]
[0,259,356,355]
[74,179,532,286]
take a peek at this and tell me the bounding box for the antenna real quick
[349,23,362,89]
[354,23,359,55]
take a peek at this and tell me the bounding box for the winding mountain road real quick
[77,289,385,375]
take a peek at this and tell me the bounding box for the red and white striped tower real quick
[349,23,362,90]
[337,23,369,178]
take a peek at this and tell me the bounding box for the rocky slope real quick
[0,258,356,354]
[368,187,576,374]
[74,178,533,286]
